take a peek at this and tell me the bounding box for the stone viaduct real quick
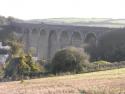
[11,22,117,60]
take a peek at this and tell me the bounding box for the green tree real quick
[6,40,24,56]
[51,47,90,74]
[5,54,41,79]
[18,56,30,76]
[25,54,41,72]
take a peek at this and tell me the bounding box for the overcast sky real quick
[0,0,125,20]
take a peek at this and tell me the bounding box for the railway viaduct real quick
[12,22,117,60]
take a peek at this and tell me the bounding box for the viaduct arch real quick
[84,32,97,47]
[71,32,82,47]
[60,31,69,48]
[48,30,58,59]
[13,22,116,60]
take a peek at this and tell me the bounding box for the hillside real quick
[0,16,125,28]
[29,18,125,28]
[0,68,125,94]
[0,16,9,26]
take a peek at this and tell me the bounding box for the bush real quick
[91,60,113,71]
[0,64,4,76]
[51,47,90,74]
[93,60,111,66]
[4,54,41,79]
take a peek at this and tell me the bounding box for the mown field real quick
[0,68,125,94]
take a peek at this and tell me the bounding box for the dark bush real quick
[51,47,90,74]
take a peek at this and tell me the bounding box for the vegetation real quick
[3,41,125,81]
[0,18,125,82]
[2,39,125,81]
[0,16,125,93]
[51,47,90,74]
[93,60,111,65]
[98,29,125,62]
[4,38,42,80]
[50,47,125,75]
[0,65,4,76]
[5,54,41,80]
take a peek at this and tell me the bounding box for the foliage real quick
[4,54,41,79]
[0,64,4,77]
[97,29,125,62]
[6,40,24,56]
[3,36,44,80]
[51,47,90,74]
[25,54,41,72]
[93,60,111,66]
[89,60,112,71]
[18,56,30,75]
[5,58,19,77]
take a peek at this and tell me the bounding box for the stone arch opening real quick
[48,30,57,59]
[71,32,82,47]
[40,29,46,36]
[23,29,30,53]
[37,29,47,59]
[84,32,97,60]
[31,28,38,34]
[30,28,40,56]
[84,32,97,46]
[60,31,69,48]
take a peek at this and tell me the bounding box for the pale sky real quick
[0,0,125,20]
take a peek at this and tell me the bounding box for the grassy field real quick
[0,68,125,94]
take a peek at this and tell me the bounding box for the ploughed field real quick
[0,68,125,94]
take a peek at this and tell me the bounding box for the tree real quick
[6,39,24,56]
[25,54,41,72]
[51,47,90,74]
[5,56,29,78]
[5,54,41,79]
[97,29,125,62]
[18,56,30,76]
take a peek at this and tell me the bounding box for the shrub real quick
[18,56,31,75]
[92,60,112,71]
[4,54,41,79]
[25,54,41,72]
[51,47,90,74]
[0,64,4,76]
[93,60,111,66]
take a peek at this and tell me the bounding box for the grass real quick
[0,68,125,94]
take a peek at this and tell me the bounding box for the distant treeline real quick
[87,28,125,62]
